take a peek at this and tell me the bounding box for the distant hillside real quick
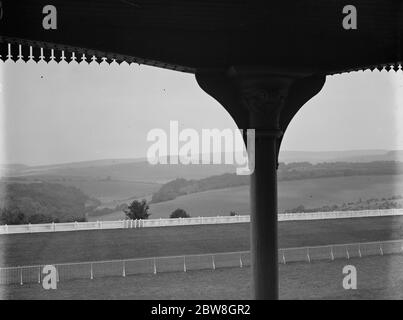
[151,174,249,203]
[326,150,403,163]
[3,150,403,183]
[0,182,90,224]
[145,175,403,219]
[278,150,389,163]
[277,161,403,180]
[288,195,403,213]
[151,161,403,204]
[1,161,237,183]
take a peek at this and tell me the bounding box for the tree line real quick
[151,161,403,204]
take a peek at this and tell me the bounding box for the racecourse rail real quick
[0,209,403,235]
[1,239,402,286]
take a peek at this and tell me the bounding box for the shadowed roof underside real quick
[0,0,402,74]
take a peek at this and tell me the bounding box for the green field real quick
[1,216,403,300]
[90,174,403,220]
[2,254,403,300]
[1,216,403,267]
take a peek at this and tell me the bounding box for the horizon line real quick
[1,148,403,167]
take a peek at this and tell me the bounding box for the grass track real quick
[1,216,403,267]
[2,254,403,300]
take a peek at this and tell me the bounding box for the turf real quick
[2,254,402,300]
[1,216,402,267]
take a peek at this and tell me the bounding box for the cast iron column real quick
[250,129,281,299]
[196,69,326,300]
[240,82,290,300]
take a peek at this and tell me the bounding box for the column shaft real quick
[251,131,279,300]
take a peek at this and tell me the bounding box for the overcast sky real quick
[0,60,402,166]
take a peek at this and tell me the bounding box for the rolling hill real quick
[2,150,403,222]
[3,149,403,183]
[88,174,403,221]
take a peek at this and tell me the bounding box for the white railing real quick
[1,208,402,235]
[1,239,402,286]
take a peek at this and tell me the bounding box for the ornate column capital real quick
[241,87,286,115]
[239,85,289,130]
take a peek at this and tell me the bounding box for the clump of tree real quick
[151,174,249,204]
[0,182,89,224]
[151,178,190,203]
[0,208,28,225]
[124,199,150,220]
[169,208,190,219]
[0,207,86,225]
